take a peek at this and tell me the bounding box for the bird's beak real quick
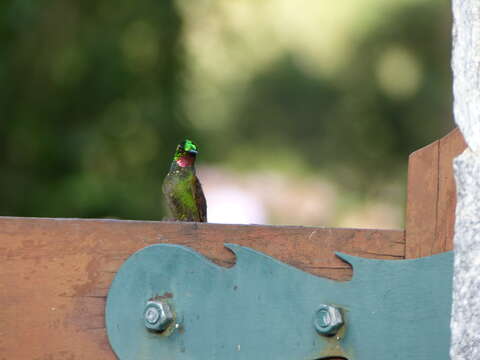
[187,149,198,155]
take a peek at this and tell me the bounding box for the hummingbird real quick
[162,139,207,222]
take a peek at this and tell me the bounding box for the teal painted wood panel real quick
[106,244,453,360]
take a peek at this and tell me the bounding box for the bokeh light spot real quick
[376,45,423,99]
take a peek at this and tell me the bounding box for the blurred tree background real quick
[0,0,452,227]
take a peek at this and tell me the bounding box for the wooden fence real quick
[0,128,466,359]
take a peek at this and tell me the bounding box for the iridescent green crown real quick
[174,139,198,160]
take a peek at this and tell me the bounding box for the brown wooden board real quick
[436,128,467,253]
[405,140,439,258]
[0,217,404,359]
[405,128,467,258]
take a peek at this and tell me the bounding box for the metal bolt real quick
[144,300,174,332]
[313,304,344,336]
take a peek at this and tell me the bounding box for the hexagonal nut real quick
[144,300,174,332]
[313,304,344,336]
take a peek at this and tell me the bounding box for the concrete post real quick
[450,1,480,358]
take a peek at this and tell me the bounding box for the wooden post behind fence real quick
[405,127,466,258]
[0,128,466,359]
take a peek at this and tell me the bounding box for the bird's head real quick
[174,139,198,167]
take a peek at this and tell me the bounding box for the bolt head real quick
[145,307,160,324]
[144,300,174,332]
[313,304,344,336]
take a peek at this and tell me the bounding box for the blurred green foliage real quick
[0,0,185,218]
[0,0,452,220]
[230,3,452,192]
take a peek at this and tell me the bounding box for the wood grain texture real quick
[0,216,404,359]
[405,128,467,258]
[405,139,439,258]
[437,128,467,252]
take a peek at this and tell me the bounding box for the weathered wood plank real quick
[437,128,467,252]
[405,128,467,258]
[405,140,439,258]
[0,217,404,359]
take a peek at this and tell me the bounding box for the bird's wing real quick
[192,176,207,222]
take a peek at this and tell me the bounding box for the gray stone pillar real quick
[450,1,480,358]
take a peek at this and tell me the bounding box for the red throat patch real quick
[176,155,194,167]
